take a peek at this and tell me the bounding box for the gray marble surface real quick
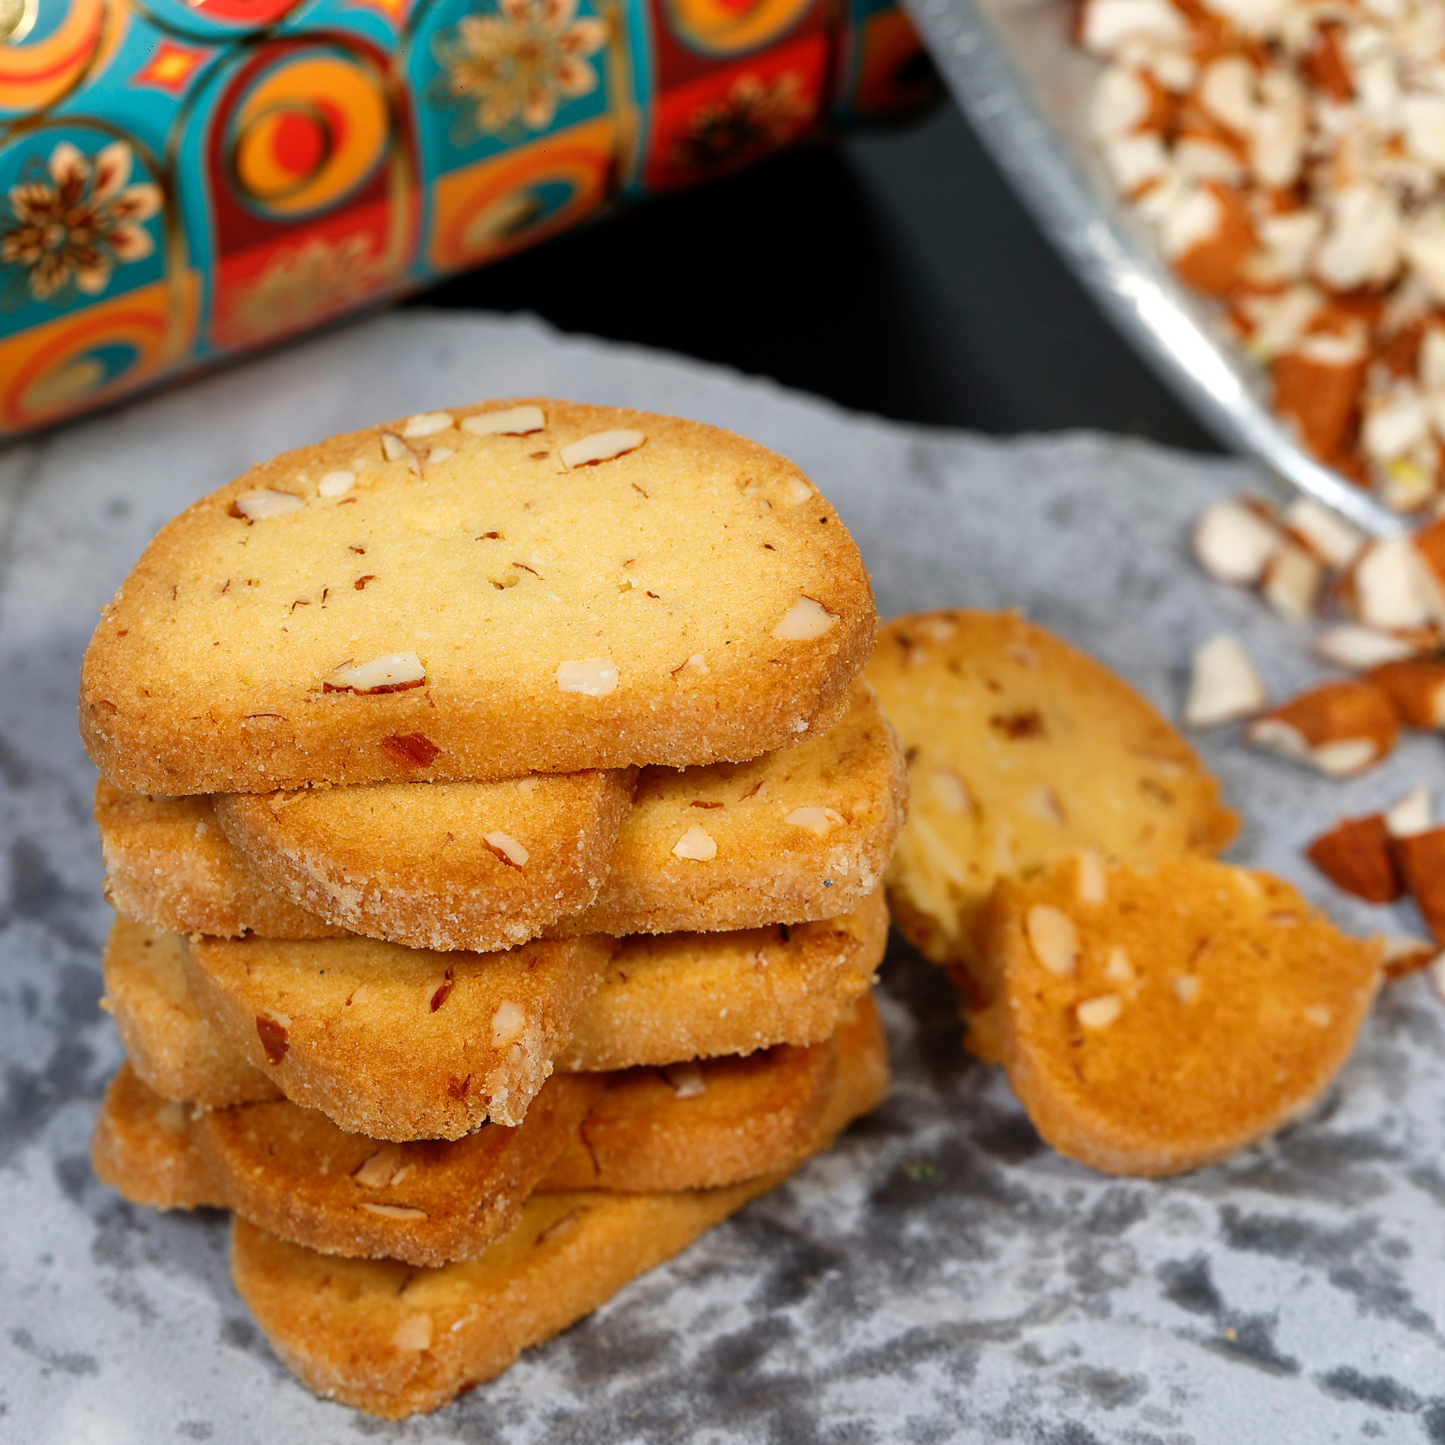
[3,312,1445,1444]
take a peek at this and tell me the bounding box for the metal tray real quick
[905,0,1405,538]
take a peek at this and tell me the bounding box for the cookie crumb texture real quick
[80,400,875,793]
[981,856,1382,1177]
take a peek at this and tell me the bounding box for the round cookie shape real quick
[80,399,877,794]
[865,609,1237,1055]
[213,768,637,951]
[982,855,1382,1177]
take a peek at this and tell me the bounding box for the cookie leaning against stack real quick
[869,608,1383,1178]
[83,400,901,1418]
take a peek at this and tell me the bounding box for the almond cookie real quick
[97,783,345,941]
[101,895,887,1111]
[181,931,615,1138]
[81,400,876,795]
[103,918,280,1109]
[212,769,636,952]
[229,1014,887,1418]
[554,889,888,1071]
[565,678,905,935]
[978,855,1381,1177]
[865,610,1237,1059]
[90,996,884,1264]
[98,681,904,947]
[93,1062,606,1263]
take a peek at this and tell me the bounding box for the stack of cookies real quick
[81,400,905,1417]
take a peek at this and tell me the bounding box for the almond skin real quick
[1306,813,1402,904]
[1393,827,1445,944]
[1370,659,1445,729]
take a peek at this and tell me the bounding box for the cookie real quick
[213,768,636,951]
[90,996,885,1264]
[98,680,903,947]
[181,931,615,1138]
[229,1009,887,1418]
[81,400,876,795]
[978,855,1381,1176]
[564,678,906,935]
[865,610,1237,1059]
[97,783,344,941]
[101,894,887,1111]
[93,1062,605,1263]
[554,890,888,1071]
[103,918,280,1109]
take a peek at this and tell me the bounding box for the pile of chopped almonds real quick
[1186,486,1445,972]
[1082,0,1445,509]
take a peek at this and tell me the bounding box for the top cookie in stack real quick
[80,399,875,794]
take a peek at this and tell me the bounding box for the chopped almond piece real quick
[1305,814,1401,904]
[1385,785,1432,837]
[1261,542,1322,621]
[1314,625,1417,671]
[1192,499,1280,586]
[1171,184,1256,295]
[1368,660,1445,729]
[1183,633,1267,727]
[1245,679,1400,777]
[1381,933,1437,981]
[1272,344,1365,464]
[1350,538,1436,633]
[1413,517,1445,624]
[1393,827,1445,944]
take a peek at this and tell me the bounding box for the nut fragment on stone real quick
[784,806,843,835]
[1353,538,1434,631]
[1306,813,1401,903]
[318,470,356,498]
[673,825,717,861]
[1026,905,1078,977]
[556,658,618,696]
[662,1061,706,1098]
[773,596,836,641]
[401,411,454,438]
[1315,625,1417,670]
[1245,680,1399,776]
[1184,633,1267,728]
[233,490,304,521]
[482,831,529,867]
[559,429,645,467]
[490,1000,526,1045]
[1386,786,1432,838]
[326,652,426,694]
[1283,498,1364,569]
[1394,827,1445,945]
[1370,660,1445,729]
[1076,994,1122,1029]
[1382,933,1437,980]
[462,405,546,436]
[1192,499,1281,585]
[1261,542,1322,621]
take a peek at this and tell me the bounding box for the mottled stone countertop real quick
[3,313,1444,1444]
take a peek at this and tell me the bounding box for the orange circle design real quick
[0,0,110,116]
[229,53,387,218]
[664,0,813,57]
[4,299,169,429]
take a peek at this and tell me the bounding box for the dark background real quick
[412,97,1220,451]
